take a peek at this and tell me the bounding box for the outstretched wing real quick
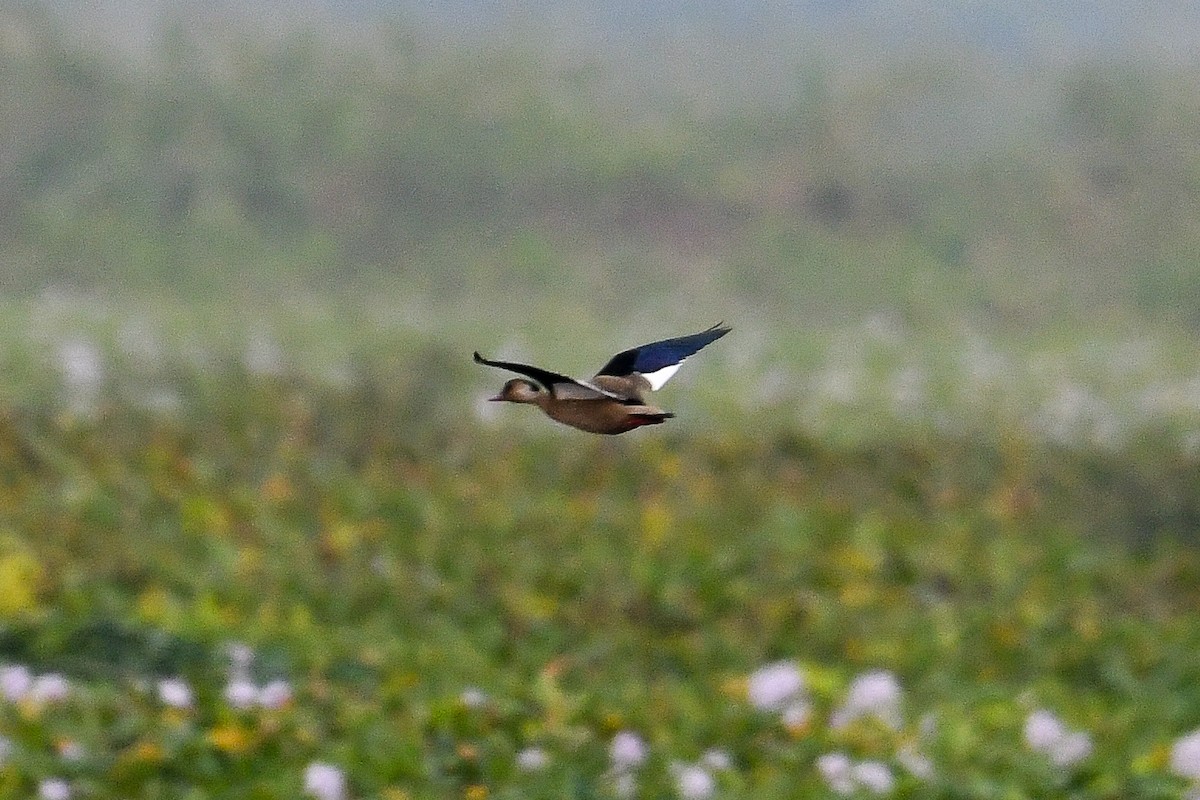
[473,352,621,400]
[595,323,730,390]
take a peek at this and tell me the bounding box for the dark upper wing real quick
[473,352,618,400]
[596,324,730,390]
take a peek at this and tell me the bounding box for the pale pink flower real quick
[38,779,71,800]
[258,679,293,710]
[158,677,193,709]
[816,752,856,795]
[747,661,804,711]
[224,679,259,710]
[303,761,346,800]
[1050,731,1093,767]
[30,673,71,704]
[672,763,715,800]
[852,761,895,794]
[1024,709,1092,768]
[831,670,902,730]
[516,746,550,771]
[700,748,733,772]
[1172,728,1200,781]
[1024,710,1066,751]
[609,731,648,771]
[0,665,32,702]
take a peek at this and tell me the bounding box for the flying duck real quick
[475,324,730,434]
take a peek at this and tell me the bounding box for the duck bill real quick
[487,393,505,402]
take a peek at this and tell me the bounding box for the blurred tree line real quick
[3,4,1200,332]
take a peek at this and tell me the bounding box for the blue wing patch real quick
[597,324,731,378]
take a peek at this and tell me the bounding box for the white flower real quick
[516,746,550,771]
[1171,728,1200,781]
[1024,709,1092,768]
[672,763,715,800]
[158,678,193,709]
[1050,731,1093,767]
[459,687,488,709]
[747,661,804,711]
[224,678,259,710]
[0,735,12,766]
[38,779,71,800]
[897,744,934,779]
[782,699,812,730]
[700,747,733,772]
[1024,709,1066,751]
[816,752,855,795]
[303,761,346,800]
[831,670,902,730]
[56,740,86,762]
[609,731,648,771]
[0,665,32,702]
[258,679,293,710]
[819,752,898,795]
[30,673,71,704]
[852,761,895,794]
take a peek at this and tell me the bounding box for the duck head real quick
[489,378,544,404]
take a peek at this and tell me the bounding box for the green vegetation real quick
[0,355,1198,798]
[1,3,1199,798]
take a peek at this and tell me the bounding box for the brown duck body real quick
[475,324,729,435]
[534,396,672,435]
[489,379,673,435]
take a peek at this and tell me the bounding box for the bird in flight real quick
[474,324,730,435]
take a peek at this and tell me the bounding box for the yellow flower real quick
[208,722,252,754]
[128,741,165,763]
[464,785,488,800]
[0,548,42,617]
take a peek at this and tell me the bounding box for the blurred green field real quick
[0,306,1196,798]
[3,2,1200,798]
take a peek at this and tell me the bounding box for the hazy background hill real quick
[8,0,1200,330]
[3,0,1200,446]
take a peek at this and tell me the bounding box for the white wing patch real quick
[553,380,622,400]
[640,362,682,391]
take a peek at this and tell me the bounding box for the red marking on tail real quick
[623,413,671,431]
